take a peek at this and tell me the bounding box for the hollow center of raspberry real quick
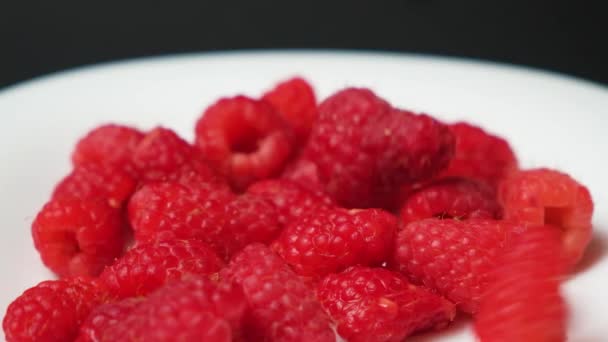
[545,206,567,229]
[232,136,259,154]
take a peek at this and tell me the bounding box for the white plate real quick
[1,51,607,341]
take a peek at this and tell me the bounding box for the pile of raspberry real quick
[3,77,594,342]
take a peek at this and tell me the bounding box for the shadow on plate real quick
[572,229,608,275]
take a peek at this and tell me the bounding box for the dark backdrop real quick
[1,1,607,89]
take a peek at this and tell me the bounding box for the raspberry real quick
[273,208,397,277]
[317,266,456,342]
[89,277,246,342]
[128,181,233,251]
[262,77,318,145]
[247,179,334,227]
[76,298,141,342]
[32,198,126,277]
[440,122,518,190]
[475,226,567,341]
[303,88,454,208]
[221,244,334,342]
[72,124,144,175]
[220,194,282,258]
[52,164,137,208]
[3,277,106,342]
[195,96,294,190]
[100,239,223,299]
[132,126,197,181]
[399,178,501,225]
[162,158,231,194]
[499,168,594,266]
[281,157,325,191]
[394,218,516,313]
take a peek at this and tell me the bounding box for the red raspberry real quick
[162,158,231,194]
[132,127,197,181]
[220,194,282,258]
[76,298,141,342]
[32,198,126,277]
[221,244,334,342]
[52,164,137,208]
[499,168,593,266]
[195,96,294,190]
[247,179,334,227]
[273,208,397,277]
[399,178,501,225]
[440,122,518,190]
[303,88,454,208]
[99,239,223,299]
[394,218,516,313]
[262,77,318,145]
[88,277,247,342]
[281,157,325,191]
[72,124,144,175]
[128,182,233,251]
[317,266,456,342]
[3,277,106,342]
[475,226,567,341]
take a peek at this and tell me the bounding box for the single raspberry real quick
[72,124,144,175]
[317,266,456,342]
[399,178,501,225]
[132,126,197,181]
[273,208,397,277]
[499,168,594,266]
[3,277,106,342]
[221,244,334,342]
[262,77,318,145]
[32,198,126,277]
[302,88,454,208]
[128,181,233,250]
[247,179,334,227]
[99,239,223,299]
[440,122,518,190]
[394,218,517,313]
[195,96,294,191]
[475,226,567,342]
[76,298,141,342]
[89,277,246,342]
[220,194,282,258]
[52,164,137,208]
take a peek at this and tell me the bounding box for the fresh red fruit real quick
[499,168,593,266]
[440,122,518,190]
[32,198,126,277]
[262,77,318,145]
[72,124,144,175]
[302,88,454,208]
[76,298,141,342]
[281,157,325,191]
[132,126,197,181]
[399,178,501,225]
[394,218,517,313]
[3,277,106,342]
[161,158,231,194]
[52,164,137,208]
[475,226,567,342]
[317,266,456,342]
[221,244,334,342]
[247,179,334,227]
[128,181,233,251]
[90,277,246,342]
[273,208,397,277]
[220,193,282,258]
[195,96,294,191]
[99,239,223,299]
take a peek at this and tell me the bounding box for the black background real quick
[1,1,607,89]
